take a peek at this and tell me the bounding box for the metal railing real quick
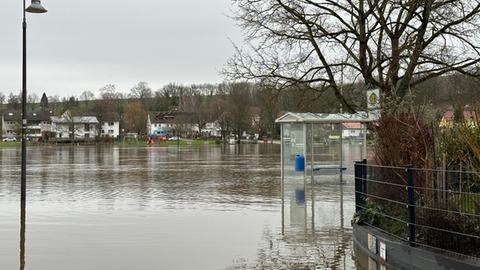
[354,160,480,259]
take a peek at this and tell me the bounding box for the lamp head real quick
[26,0,47,13]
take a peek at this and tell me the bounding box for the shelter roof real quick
[275,112,373,124]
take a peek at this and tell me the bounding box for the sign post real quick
[367,89,381,120]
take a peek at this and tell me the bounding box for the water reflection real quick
[0,144,367,269]
[280,169,352,269]
[228,143,366,269]
[19,201,25,270]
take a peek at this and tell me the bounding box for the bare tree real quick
[27,93,39,110]
[154,83,185,110]
[226,82,254,141]
[47,95,61,114]
[188,88,217,136]
[130,81,153,103]
[227,0,480,111]
[122,101,147,135]
[80,90,95,102]
[0,92,5,110]
[256,84,281,141]
[99,84,123,100]
[7,92,20,110]
[96,84,124,120]
[211,95,231,142]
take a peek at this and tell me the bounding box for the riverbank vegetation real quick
[358,105,480,257]
[2,81,359,142]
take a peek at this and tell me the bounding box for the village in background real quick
[1,75,478,145]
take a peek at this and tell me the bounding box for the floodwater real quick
[0,143,369,270]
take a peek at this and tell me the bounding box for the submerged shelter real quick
[275,112,374,232]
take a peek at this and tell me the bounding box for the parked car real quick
[168,136,181,141]
[2,137,17,142]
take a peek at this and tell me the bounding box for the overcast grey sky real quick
[0,0,242,97]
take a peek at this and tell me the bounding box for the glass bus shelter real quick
[275,112,373,234]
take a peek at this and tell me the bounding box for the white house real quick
[147,111,174,137]
[51,112,99,141]
[100,113,120,138]
[201,122,221,137]
[27,111,53,140]
[147,111,201,138]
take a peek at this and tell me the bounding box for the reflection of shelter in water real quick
[289,185,306,228]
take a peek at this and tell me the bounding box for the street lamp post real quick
[20,3,47,269]
[21,0,47,204]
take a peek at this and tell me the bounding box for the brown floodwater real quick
[0,143,371,270]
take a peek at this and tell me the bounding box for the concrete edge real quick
[353,224,480,270]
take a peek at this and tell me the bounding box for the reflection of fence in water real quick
[355,161,480,259]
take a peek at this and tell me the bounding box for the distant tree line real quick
[0,74,477,139]
[0,80,353,140]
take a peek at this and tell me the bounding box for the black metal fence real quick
[354,160,480,258]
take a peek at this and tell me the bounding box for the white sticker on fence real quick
[379,241,387,261]
[368,234,377,254]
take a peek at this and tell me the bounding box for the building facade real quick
[147,111,177,137]
[2,111,19,138]
[2,111,52,140]
[100,113,120,138]
[51,113,99,141]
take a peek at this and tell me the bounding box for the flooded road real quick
[0,144,365,269]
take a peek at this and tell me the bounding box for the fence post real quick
[354,159,368,213]
[405,165,416,246]
[361,159,367,202]
[354,161,362,213]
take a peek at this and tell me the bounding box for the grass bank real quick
[0,141,38,148]
[0,142,20,148]
[164,139,218,146]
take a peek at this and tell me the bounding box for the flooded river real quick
[0,144,366,269]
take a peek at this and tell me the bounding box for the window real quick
[101,130,105,134]
[108,130,114,134]
[109,122,114,126]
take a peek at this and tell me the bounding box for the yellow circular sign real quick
[369,92,378,106]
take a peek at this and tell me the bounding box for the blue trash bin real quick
[294,154,305,172]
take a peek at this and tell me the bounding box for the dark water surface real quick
[0,144,364,270]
